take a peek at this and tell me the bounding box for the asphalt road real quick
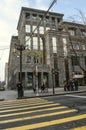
[43,92,86,112]
[0,92,86,130]
[43,92,86,130]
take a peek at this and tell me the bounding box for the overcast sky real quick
[0,0,86,81]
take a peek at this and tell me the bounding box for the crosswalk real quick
[0,98,86,130]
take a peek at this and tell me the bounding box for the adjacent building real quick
[8,7,86,89]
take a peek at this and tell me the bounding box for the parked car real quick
[0,87,5,91]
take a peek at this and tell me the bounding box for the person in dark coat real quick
[68,79,74,91]
[16,81,23,98]
[33,86,36,93]
[41,83,45,93]
[74,78,78,91]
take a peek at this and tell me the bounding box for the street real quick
[0,92,86,130]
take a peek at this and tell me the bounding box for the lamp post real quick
[35,65,39,96]
[15,43,25,97]
[52,68,59,94]
[52,68,55,94]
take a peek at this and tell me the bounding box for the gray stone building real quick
[8,7,86,89]
[60,21,86,85]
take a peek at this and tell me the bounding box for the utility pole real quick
[35,65,39,96]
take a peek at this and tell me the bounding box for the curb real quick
[17,90,86,99]
[0,90,86,101]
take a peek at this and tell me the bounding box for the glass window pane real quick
[32,14,37,20]
[25,25,30,33]
[40,38,43,50]
[25,36,31,49]
[71,56,80,65]
[39,26,44,34]
[69,29,75,36]
[46,27,50,31]
[82,44,85,50]
[63,38,67,56]
[33,37,38,50]
[33,25,37,33]
[52,37,57,53]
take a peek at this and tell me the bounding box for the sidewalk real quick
[0,86,86,101]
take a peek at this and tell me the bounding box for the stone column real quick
[57,35,66,86]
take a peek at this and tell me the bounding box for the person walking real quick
[63,80,68,91]
[33,86,36,93]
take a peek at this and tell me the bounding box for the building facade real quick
[8,7,86,89]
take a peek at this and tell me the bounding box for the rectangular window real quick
[46,16,49,23]
[40,38,43,50]
[32,14,37,20]
[46,27,50,31]
[63,38,67,56]
[25,13,30,19]
[52,17,55,22]
[33,25,37,33]
[52,37,57,53]
[33,37,38,50]
[82,31,86,36]
[25,25,30,33]
[25,36,31,49]
[71,56,80,66]
[39,15,43,20]
[39,26,44,34]
[69,29,75,36]
[82,44,85,50]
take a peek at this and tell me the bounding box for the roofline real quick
[62,21,86,27]
[21,7,64,16]
[17,7,64,29]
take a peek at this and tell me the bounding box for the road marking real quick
[5,114,86,130]
[71,126,86,130]
[0,98,49,107]
[0,102,60,113]
[0,103,60,118]
[0,101,54,111]
[66,95,86,99]
[0,109,76,124]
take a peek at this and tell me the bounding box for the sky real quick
[0,0,86,81]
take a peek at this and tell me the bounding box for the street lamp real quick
[52,68,59,94]
[15,43,25,97]
[33,52,39,96]
[35,65,39,96]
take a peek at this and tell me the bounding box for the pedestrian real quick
[16,81,23,98]
[41,83,45,93]
[73,78,78,91]
[67,82,70,91]
[63,80,68,91]
[68,79,74,91]
[33,86,36,93]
